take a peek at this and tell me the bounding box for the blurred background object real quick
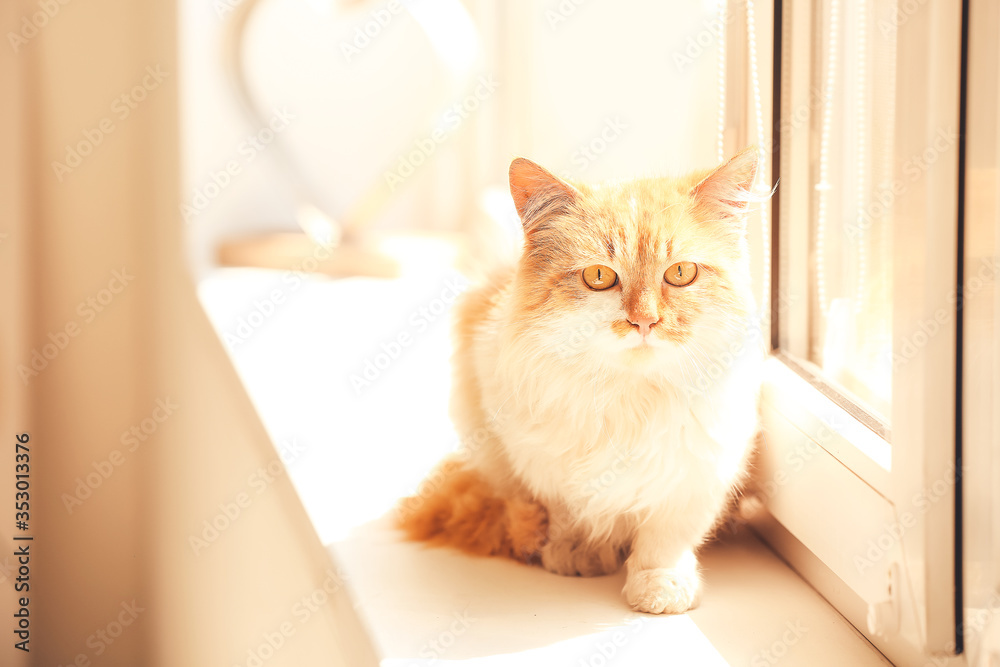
[181,0,735,279]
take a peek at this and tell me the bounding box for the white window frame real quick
[963,0,1000,655]
[738,1,966,664]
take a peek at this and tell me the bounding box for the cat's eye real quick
[581,265,618,290]
[664,262,698,287]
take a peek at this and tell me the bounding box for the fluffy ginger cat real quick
[398,147,764,614]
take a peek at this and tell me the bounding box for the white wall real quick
[515,0,726,180]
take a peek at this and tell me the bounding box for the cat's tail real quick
[395,455,548,563]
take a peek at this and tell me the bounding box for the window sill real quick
[329,519,891,666]
[197,264,893,667]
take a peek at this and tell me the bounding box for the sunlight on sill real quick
[332,517,889,667]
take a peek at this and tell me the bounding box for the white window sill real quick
[330,518,890,666]
[197,262,893,667]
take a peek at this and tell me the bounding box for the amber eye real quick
[664,262,698,287]
[581,265,618,290]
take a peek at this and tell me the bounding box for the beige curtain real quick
[0,0,376,664]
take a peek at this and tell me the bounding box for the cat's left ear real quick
[509,157,580,229]
[689,146,762,224]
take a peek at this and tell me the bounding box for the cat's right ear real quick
[689,146,763,225]
[509,158,579,230]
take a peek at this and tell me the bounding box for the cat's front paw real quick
[623,564,701,614]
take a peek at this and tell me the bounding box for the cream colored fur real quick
[430,148,764,614]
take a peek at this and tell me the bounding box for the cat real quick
[398,147,764,614]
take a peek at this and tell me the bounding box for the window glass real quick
[800,0,896,422]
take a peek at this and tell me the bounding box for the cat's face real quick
[507,149,760,376]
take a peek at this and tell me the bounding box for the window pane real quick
[802,0,895,423]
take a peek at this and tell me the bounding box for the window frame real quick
[962,0,1000,649]
[743,0,965,662]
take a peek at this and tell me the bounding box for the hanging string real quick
[745,0,771,327]
[816,0,840,319]
[879,2,897,295]
[854,0,868,315]
[716,0,727,165]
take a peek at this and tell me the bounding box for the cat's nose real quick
[628,315,659,337]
